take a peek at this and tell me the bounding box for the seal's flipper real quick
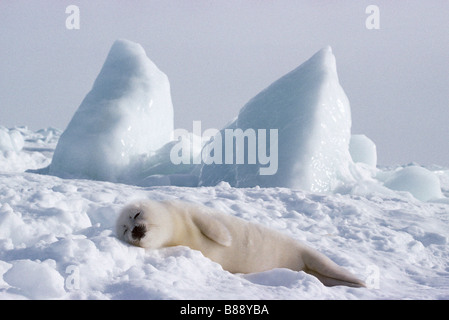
[192,214,232,247]
[302,247,366,288]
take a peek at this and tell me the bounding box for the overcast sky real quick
[1,1,448,167]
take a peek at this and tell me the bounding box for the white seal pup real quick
[116,199,365,287]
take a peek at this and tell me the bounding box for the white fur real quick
[116,199,365,287]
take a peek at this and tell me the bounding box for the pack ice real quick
[49,39,174,182]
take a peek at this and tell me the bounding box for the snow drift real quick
[49,39,174,182]
[199,46,354,192]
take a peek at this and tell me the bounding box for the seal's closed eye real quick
[134,212,141,219]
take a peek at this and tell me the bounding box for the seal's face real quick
[116,205,146,246]
[116,201,171,249]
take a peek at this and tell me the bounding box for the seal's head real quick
[116,200,173,249]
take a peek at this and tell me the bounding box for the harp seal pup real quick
[116,199,365,288]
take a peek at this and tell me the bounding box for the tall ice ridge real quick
[49,40,359,192]
[199,46,355,192]
[49,39,174,181]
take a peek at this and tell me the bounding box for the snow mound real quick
[384,166,443,202]
[49,39,174,182]
[349,134,377,167]
[199,46,355,192]
[3,259,66,299]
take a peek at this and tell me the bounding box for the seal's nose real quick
[132,225,146,240]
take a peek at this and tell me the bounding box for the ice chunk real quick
[349,134,377,167]
[0,127,24,153]
[8,130,24,152]
[0,128,14,152]
[49,39,174,182]
[199,46,354,192]
[384,166,443,201]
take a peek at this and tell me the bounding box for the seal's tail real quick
[302,247,366,288]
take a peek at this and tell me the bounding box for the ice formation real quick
[349,134,377,167]
[0,127,24,153]
[49,39,174,182]
[199,46,355,192]
[40,40,443,201]
[384,166,443,201]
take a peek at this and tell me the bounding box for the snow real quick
[3,259,66,299]
[0,129,449,299]
[199,46,354,192]
[1,42,448,299]
[48,39,174,182]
